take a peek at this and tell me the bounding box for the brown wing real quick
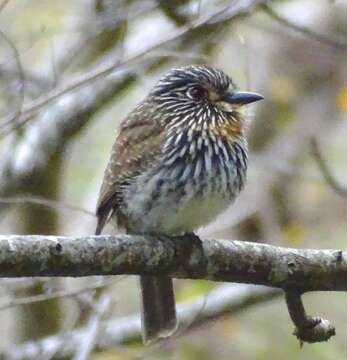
[95,103,165,234]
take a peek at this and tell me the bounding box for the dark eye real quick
[188,86,207,100]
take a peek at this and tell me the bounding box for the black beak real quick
[222,91,264,105]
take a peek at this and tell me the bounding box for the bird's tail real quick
[140,275,178,344]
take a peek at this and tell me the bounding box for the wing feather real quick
[95,105,164,234]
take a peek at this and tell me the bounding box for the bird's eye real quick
[188,86,207,100]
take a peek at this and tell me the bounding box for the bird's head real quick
[149,65,263,138]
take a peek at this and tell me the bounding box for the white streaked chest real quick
[122,158,241,234]
[121,125,247,234]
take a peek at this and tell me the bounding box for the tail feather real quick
[140,275,177,343]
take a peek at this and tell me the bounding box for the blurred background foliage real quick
[0,0,347,359]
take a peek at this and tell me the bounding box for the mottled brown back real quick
[95,102,165,234]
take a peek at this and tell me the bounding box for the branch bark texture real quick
[0,234,345,292]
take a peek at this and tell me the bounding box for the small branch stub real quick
[293,317,335,345]
[285,291,335,345]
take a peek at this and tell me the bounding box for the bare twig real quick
[2,284,279,359]
[0,68,134,203]
[73,292,111,360]
[310,137,347,197]
[285,291,335,344]
[0,195,94,217]
[0,277,120,311]
[263,4,347,51]
[0,63,49,95]
[0,1,151,133]
[0,0,265,137]
[0,28,25,125]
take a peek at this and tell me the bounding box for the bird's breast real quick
[157,190,232,234]
[121,134,247,234]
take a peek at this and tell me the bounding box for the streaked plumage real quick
[95,65,263,343]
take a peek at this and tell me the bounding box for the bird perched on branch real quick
[95,65,263,343]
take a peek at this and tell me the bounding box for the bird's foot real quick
[184,232,202,246]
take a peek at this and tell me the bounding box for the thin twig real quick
[0,277,122,311]
[0,64,49,93]
[263,4,347,51]
[310,137,347,197]
[0,0,156,134]
[0,0,264,137]
[73,291,111,360]
[0,27,25,127]
[0,195,95,217]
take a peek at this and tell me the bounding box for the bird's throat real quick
[211,121,243,140]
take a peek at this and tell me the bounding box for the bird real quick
[95,64,263,344]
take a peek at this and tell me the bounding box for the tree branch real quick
[2,284,279,359]
[0,233,343,344]
[0,234,346,291]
